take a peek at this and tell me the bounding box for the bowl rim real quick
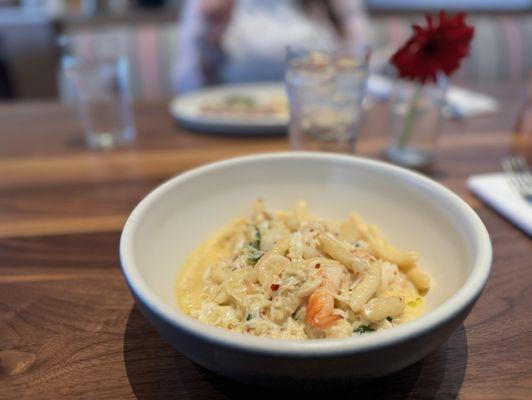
[119,151,492,356]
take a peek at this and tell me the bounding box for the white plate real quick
[169,82,288,135]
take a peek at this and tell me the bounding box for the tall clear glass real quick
[285,45,370,153]
[63,55,135,150]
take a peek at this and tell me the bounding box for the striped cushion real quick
[64,13,532,100]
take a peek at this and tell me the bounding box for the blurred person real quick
[173,0,369,93]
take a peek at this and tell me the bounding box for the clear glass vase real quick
[384,76,447,169]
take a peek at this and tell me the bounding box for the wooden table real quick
[1,83,531,399]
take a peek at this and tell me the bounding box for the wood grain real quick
[0,83,531,399]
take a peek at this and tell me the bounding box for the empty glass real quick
[62,55,135,150]
[285,45,370,153]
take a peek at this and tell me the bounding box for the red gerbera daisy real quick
[391,11,475,83]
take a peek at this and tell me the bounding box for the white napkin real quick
[445,87,499,118]
[467,173,532,236]
[366,75,499,118]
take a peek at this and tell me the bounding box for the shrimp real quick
[305,263,344,329]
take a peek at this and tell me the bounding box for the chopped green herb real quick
[386,316,393,322]
[247,245,263,264]
[225,94,256,107]
[246,225,262,264]
[246,314,253,321]
[249,225,261,250]
[353,325,375,334]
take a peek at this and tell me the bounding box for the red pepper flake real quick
[314,263,321,269]
[270,283,280,291]
[261,309,266,315]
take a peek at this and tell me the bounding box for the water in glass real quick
[285,47,370,153]
[63,56,135,150]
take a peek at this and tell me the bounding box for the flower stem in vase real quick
[397,84,423,149]
[386,11,474,168]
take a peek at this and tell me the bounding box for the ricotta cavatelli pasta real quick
[177,200,430,340]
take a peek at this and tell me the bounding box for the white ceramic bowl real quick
[120,152,491,385]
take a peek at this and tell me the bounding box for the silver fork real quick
[501,155,532,203]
